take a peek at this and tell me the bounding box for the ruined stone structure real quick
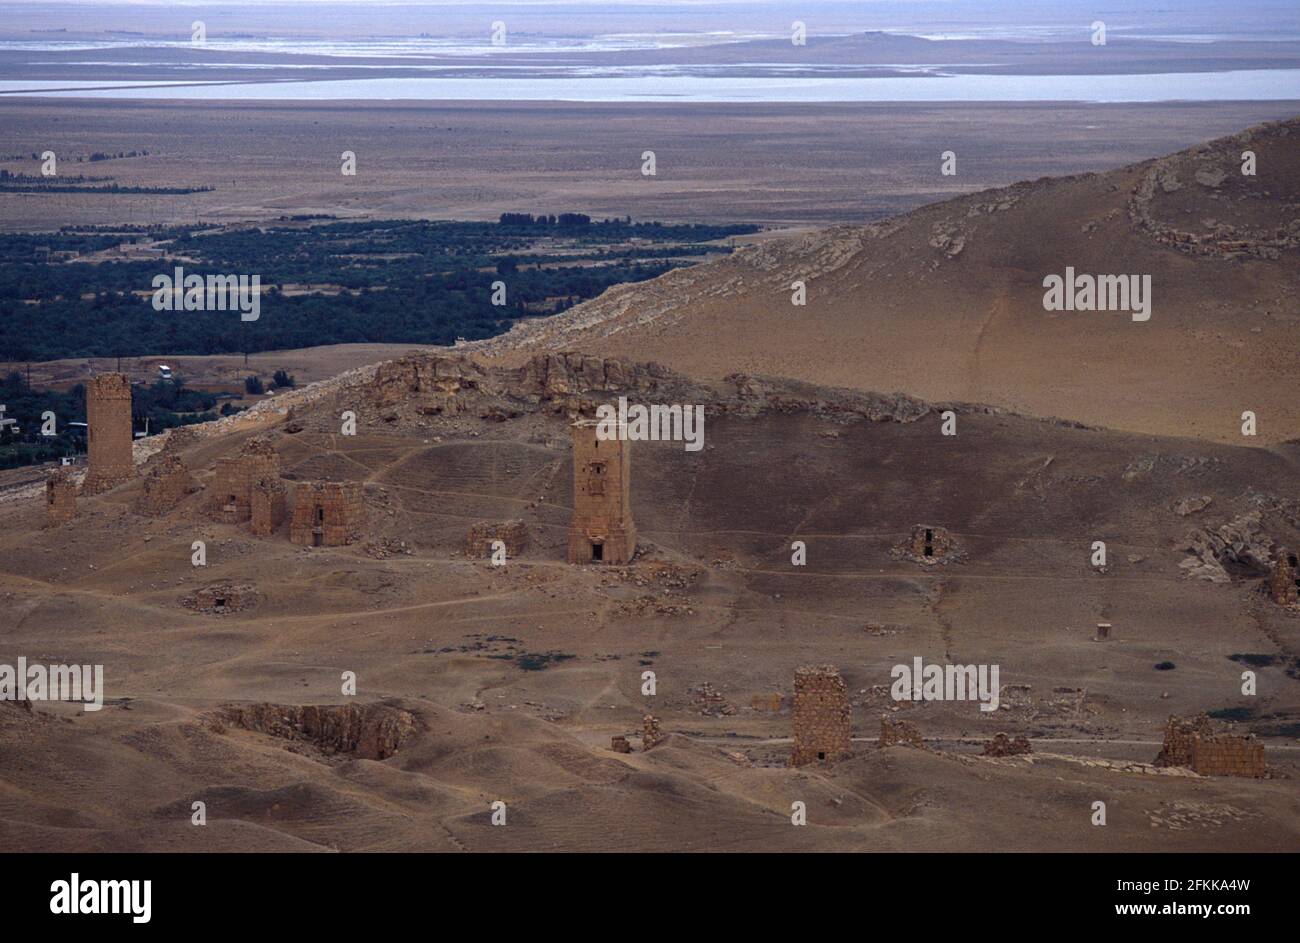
[218,702,416,760]
[642,714,664,751]
[1095,622,1112,641]
[1154,713,1266,777]
[790,665,852,766]
[81,372,134,494]
[1269,550,1299,606]
[135,454,196,516]
[879,716,925,749]
[209,437,281,524]
[894,524,961,565]
[982,733,1032,757]
[1154,714,1213,768]
[44,467,76,525]
[567,419,635,565]
[250,477,287,537]
[610,735,631,754]
[289,481,364,547]
[1191,734,1266,778]
[182,581,258,614]
[465,519,529,559]
[750,693,784,712]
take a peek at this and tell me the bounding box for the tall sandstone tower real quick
[791,665,853,766]
[81,372,134,494]
[567,419,635,564]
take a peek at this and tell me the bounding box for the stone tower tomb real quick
[566,419,636,565]
[791,665,853,766]
[81,372,134,494]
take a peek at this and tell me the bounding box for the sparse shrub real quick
[244,375,263,395]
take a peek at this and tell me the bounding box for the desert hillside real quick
[473,119,1300,444]
[2,353,1298,852]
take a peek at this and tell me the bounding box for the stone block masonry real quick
[1154,714,1213,768]
[1191,734,1266,778]
[791,665,852,766]
[44,467,76,525]
[1154,713,1265,777]
[289,481,364,547]
[135,454,196,516]
[250,477,287,537]
[465,520,528,558]
[1269,550,1299,606]
[567,419,636,565]
[879,716,925,749]
[209,437,281,524]
[81,373,134,495]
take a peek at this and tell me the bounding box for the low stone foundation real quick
[464,519,528,558]
[879,716,925,749]
[982,733,1032,757]
[182,582,258,614]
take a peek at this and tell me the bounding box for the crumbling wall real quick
[879,716,925,749]
[1191,734,1266,778]
[1154,713,1264,776]
[81,372,135,495]
[209,437,281,523]
[465,519,528,558]
[642,714,664,750]
[289,481,364,547]
[1154,713,1214,768]
[44,467,76,525]
[135,454,196,516]
[250,476,287,537]
[791,665,852,766]
[1269,550,1299,605]
[982,733,1032,757]
[567,418,636,565]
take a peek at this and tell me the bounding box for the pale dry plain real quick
[3,99,1299,230]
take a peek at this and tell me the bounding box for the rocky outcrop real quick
[217,702,417,760]
[363,351,940,432]
[1128,119,1300,261]
[1179,511,1277,582]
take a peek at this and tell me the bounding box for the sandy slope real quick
[472,118,1300,444]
